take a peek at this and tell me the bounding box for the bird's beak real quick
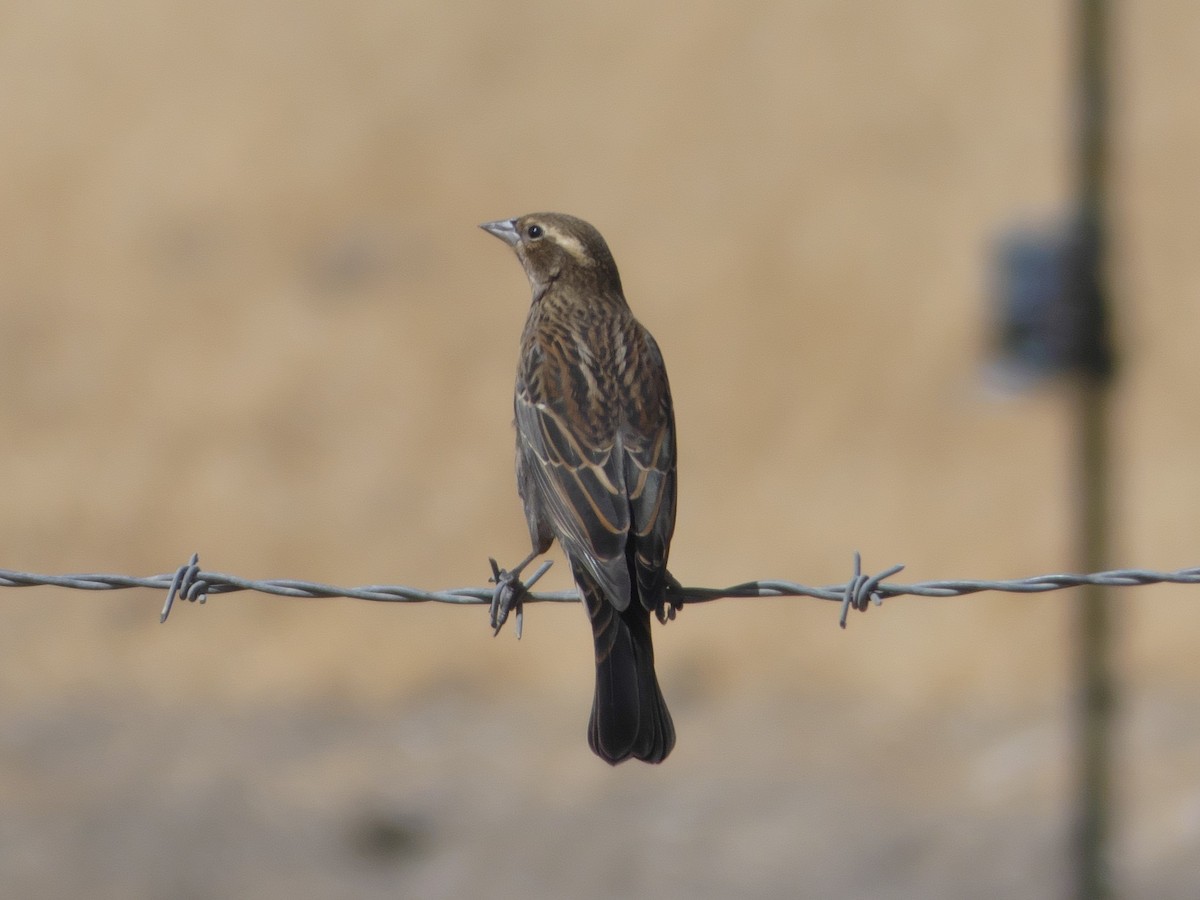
[479,218,521,247]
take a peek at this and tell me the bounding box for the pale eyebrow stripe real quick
[541,225,592,266]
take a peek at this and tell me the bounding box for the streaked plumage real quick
[481,212,677,764]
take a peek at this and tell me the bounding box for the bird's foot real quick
[657,571,685,624]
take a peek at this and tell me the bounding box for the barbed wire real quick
[1,552,1198,632]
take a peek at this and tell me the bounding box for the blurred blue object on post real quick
[988,217,1114,390]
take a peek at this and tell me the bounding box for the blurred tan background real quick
[1,1,1198,896]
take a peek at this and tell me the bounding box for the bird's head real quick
[480,212,623,297]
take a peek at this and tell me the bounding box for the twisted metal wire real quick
[1,552,1198,629]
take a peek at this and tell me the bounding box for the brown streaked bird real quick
[481,212,678,764]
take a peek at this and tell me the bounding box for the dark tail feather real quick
[579,573,674,765]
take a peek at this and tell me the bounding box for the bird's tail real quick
[577,568,675,764]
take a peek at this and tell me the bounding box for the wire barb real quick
[488,558,553,639]
[160,553,208,623]
[839,553,906,628]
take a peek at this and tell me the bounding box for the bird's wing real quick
[515,346,634,609]
[621,330,677,610]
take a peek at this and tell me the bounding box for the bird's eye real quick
[526,224,544,239]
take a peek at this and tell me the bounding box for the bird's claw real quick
[488,557,528,639]
[657,570,684,624]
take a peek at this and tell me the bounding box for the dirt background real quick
[2,2,1199,897]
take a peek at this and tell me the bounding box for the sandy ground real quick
[2,2,1199,896]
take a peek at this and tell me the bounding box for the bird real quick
[480,212,678,764]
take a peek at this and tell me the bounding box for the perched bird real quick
[481,212,678,764]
